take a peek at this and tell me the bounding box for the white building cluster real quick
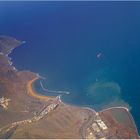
[0,96,11,110]
[86,113,108,139]
[33,103,58,121]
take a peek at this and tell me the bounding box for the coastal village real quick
[86,113,108,139]
[0,97,11,110]
[85,109,139,139]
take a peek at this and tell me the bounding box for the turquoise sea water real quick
[0,2,140,132]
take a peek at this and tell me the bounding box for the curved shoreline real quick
[3,36,139,137]
[29,76,98,112]
[27,77,51,100]
[29,76,139,137]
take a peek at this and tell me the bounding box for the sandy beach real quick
[27,77,51,100]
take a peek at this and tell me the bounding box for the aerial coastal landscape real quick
[0,1,140,139]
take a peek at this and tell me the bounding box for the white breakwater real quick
[40,81,70,95]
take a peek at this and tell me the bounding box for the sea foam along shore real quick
[4,37,26,72]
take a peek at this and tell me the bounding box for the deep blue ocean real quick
[0,2,140,132]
